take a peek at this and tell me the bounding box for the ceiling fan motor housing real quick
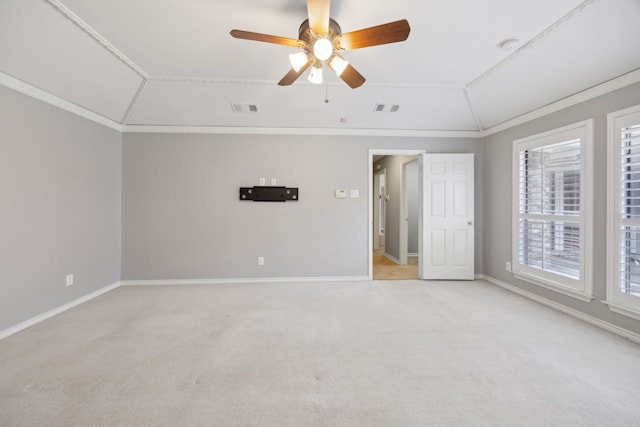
[298,18,343,54]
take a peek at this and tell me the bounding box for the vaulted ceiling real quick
[1,0,639,134]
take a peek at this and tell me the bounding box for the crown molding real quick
[6,63,637,139]
[463,88,483,131]
[123,124,481,138]
[150,76,275,86]
[149,75,464,90]
[46,0,149,80]
[467,0,596,89]
[480,68,640,137]
[122,79,148,123]
[0,72,123,132]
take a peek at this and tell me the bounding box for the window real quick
[606,105,640,320]
[512,120,593,301]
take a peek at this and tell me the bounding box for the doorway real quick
[369,150,475,281]
[369,149,424,280]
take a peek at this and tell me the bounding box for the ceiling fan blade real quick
[334,19,410,50]
[339,64,366,89]
[307,0,330,34]
[278,60,314,86]
[230,29,305,48]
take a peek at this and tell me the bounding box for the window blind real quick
[618,123,640,296]
[518,139,581,279]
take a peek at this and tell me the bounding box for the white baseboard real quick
[120,276,370,286]
[1,277,369,340]
[0,281,121,341]
[383,253,401,264]
[479,274,640,345]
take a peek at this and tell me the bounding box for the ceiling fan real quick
[230,0,410,88]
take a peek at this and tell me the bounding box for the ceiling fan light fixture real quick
[313,37,333,61]
[230,6,410,89]
[328,54,349,76]
[308,62,323,84]
[289,51,310,72]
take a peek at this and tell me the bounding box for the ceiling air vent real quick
[231,103,259,113]
[374,104,400,113]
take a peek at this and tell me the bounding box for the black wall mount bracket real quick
[239,186,299,202]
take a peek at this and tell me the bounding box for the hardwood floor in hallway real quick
[372,246,418,280]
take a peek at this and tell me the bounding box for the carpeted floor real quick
[1,280,640,426]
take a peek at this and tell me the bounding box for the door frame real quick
[368,149,425,279]
[400,157,419,266]
[373,168,386,250]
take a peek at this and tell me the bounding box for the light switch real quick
[335,190,347,198]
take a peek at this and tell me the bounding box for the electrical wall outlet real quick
[259,177,266,185]
[258,256,264,266]
[271,178,277,185]
[505,261,512,272]
[66,274,74,286]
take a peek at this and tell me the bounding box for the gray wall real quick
[482,81,640,335]
[0,86,122,331]
[122,134,482,280]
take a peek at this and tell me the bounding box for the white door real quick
[373,173,381,250]
[419,153,474,280]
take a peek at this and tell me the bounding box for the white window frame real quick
[512,119,594,301]
[606,104,640,320]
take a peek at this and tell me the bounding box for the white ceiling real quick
[1,0,639,133]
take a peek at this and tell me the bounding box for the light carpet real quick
[1,280,639,427]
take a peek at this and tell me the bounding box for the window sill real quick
[603,300,640,321]
[513,272,593,302]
